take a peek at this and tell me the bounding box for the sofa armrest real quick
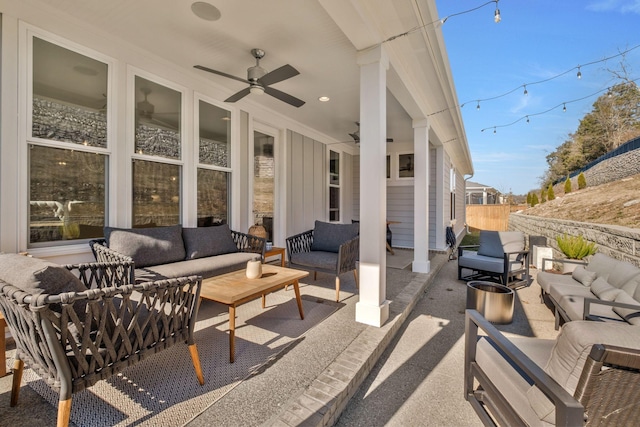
[583,297,640,323]
[231,230,266,257]
[465,309,584,426]
[337,236,359,275]
[541,258,587,272]
[64,261,135,289]
[458,244,479,257]
[286,229,314,258]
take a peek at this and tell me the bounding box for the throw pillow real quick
[310,220,359,253]
[571,266,597,287]
[0,253,88,315]
[182,224,239,260]
[105,224,185,268]
[590,276,621,301]
[613,291,640,325]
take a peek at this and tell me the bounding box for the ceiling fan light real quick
[250,86,265,95]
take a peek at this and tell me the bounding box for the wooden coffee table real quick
[199,264,309,362]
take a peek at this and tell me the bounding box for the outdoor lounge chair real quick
[286,220,359,302]
[0,254,204,427]
[457,230,530,288]
[465,309,640,426]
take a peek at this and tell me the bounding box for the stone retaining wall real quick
[509,212,640,267]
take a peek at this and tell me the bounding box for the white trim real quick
[252,121,281,244]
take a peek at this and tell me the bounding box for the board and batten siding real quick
[286,130,326,237]
[428,147,437,249]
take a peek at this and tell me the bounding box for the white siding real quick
[387,186,414,248]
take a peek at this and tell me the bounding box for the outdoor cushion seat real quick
[286,220,359,302]
[135,252,259,282]
[466,309,640,426]
[457,230,530,288]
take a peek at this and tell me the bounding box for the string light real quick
[480,77,640,133]
[577,66,582,79]
[563,103,567,112]
[460,44,640,108]
[523,85,528,96]
[494,0,501,23]
[476,101,481,110]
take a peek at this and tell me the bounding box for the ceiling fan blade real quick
[260,64,299,86]
[348,133,360,142]
[194,65,248,84]
[225,87,252,103]
[264,86,305,108]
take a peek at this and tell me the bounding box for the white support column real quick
[434,145,446,251]
[412,119,430,273]
[355,45,389,327]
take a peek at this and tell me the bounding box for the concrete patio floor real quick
[0,251,559,426]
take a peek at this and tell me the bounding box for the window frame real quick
[329,149,341,222]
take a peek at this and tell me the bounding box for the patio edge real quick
[268,254,449,426]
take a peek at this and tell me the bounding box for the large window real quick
[329,150,340,221]
[197,100,231,225]
[29,36,110,245]
[132,76,183,226]
[253,131,274,240]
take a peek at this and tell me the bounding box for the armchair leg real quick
[335,277,340,302]
[188,343,205,385]
[57,397,72,427]
[314,271,317,281]
[10,359,24,407]
[353,269,359,288]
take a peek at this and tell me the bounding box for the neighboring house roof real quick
[466,181,498,192]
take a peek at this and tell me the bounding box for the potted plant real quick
[556,234,597,273]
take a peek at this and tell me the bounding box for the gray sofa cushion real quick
[571,266,596,287]
[585,253,640,288]
[590,276,621,301]
[458,250,523,274]
[477,231,524,259]
[527,321,640,423]
[548,281,591,304]
[105,225,186,268]
[612,291,640,325]
[136,252,259,282]
[537,271,579,294]
[290,251,338,271]
[310,220,359,253]
[557,294,618,322]
[0,254,87,315]
[182,225,238,260]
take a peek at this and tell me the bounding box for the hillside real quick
[518,173,640,229]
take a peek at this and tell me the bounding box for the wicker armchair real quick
[286,221,359,302]
[0,258,204,427]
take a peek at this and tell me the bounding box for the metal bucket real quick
[466,281,514,324]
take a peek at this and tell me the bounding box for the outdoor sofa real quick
[537,253,640,328]
[286,220,359,302]
[0,253,204,427]
[90,224,265,283]
[465,309,640,426]
[457,230,530,288]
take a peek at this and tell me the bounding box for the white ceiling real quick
[16,0,469,159]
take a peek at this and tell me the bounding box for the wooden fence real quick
[466,204,528,231]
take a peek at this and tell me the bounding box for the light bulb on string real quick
[563,103,567,112]
[523,85,528,96]
[494,1,501,23]
[577,66,582,79]
[476,101,480,110]
[493,127,497,134]
[526,115,530,123]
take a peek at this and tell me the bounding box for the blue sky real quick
[436,0,640,195]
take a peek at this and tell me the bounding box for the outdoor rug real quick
[20,290,341,427]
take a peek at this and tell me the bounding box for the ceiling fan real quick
[135,88,180,128]
[349,122,394,144]
[194,48,305,108]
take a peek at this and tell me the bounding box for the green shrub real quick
[556,234,597,259]
[578,172,587,190]
[548,184,555,200]
[540,189,546,203]
[564,177,572,193]
[526,192,531,206]
[531,193,539,206]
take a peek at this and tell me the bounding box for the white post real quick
[412,119,430,273]
[355,45,389,327]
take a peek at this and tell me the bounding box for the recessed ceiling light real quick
[191,2,221,21]
[318,96,330,102]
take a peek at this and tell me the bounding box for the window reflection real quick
[253,131,274,240]
[134,76,181,159]
[32,37,108,148]
[197,168,229,226]
[132,160,181,227]
[199,100,230,167]
[29,145,107,244]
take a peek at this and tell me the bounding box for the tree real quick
[548,184,555,201]
[531,193,539,206]
[564,176,572,194]
[540,188,546,203]
[578,172,587,189]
